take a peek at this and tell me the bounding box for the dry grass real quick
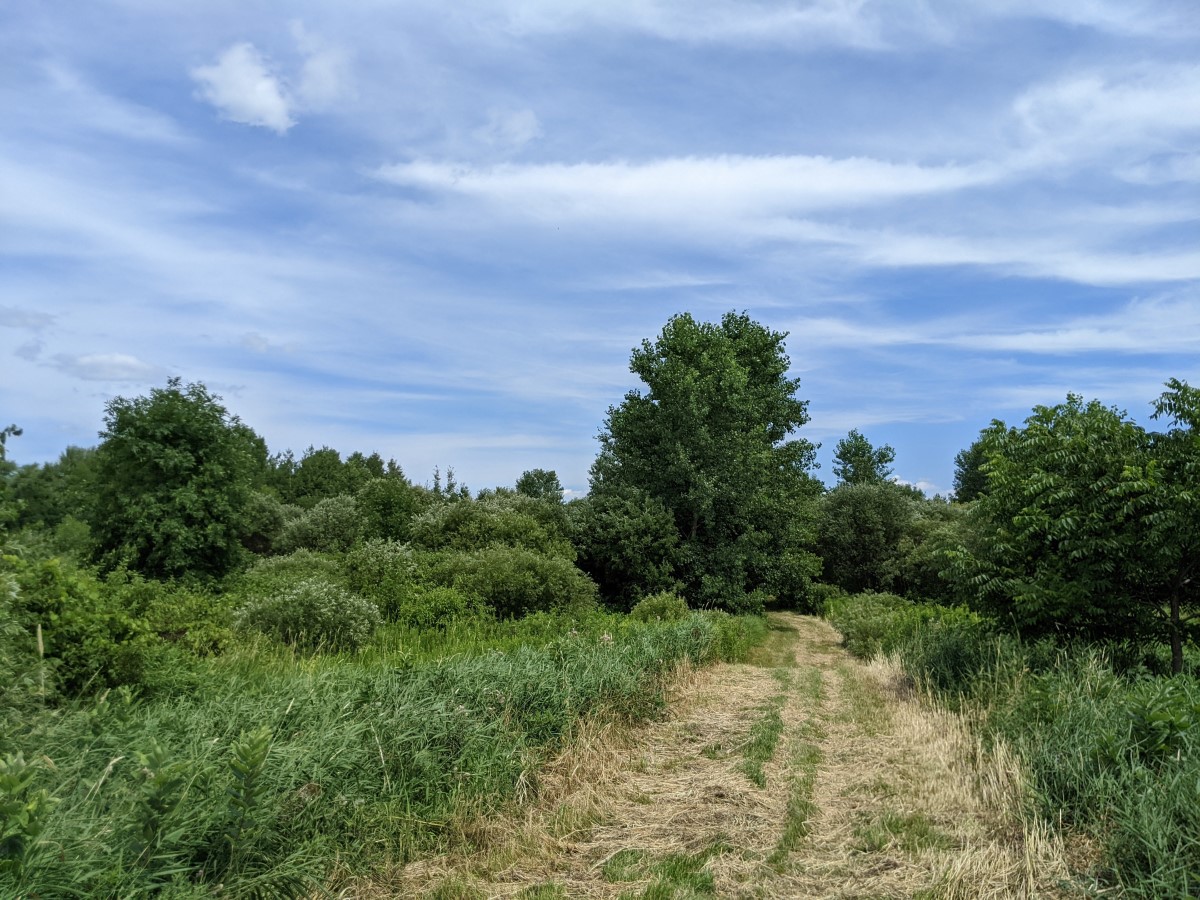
[342,615,1085,899]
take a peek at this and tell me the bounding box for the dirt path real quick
[386,614,1077,899]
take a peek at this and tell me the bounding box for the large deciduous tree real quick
[947,382,1200,672]
[591,311,821,611]
[89,379,265,580]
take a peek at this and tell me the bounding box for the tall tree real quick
[89,378,264,579]
[832,429,895,485]
[592,311,820,611]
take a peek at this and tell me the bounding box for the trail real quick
[384,614,1078,899]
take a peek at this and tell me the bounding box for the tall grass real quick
[826,590,1200,898]
[1,611,763,898]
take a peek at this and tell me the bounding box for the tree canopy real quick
[947,382,1200,671]
[591,311,820,611]
[88,378,265,580]
[832,428,895,485]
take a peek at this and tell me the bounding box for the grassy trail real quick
[384,615,1077,898]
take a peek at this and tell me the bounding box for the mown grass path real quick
[386,614,1075,899]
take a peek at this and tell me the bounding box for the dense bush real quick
[408,494,574,559]
[1,553,159,694]
[569,488,682,609]
[630,591,689,623]
[275,495,364,554]
[421,546,599,618]
[236,577,381,652]
[356,476,425,541]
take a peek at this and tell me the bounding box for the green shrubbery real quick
[236,577,382,652]
[275,494,365,554]
[630,591,689,623]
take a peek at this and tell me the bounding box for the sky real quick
[2,1,1198,497]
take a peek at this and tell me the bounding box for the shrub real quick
[275,495,364,554]
[2,554,158,694]
[421,547,598,618]
[393,585,484,630]
[231,550,344,601]
[343,539,418,619]
[236,577,381,651]
[630,591,689,623]
[409,496,574,560]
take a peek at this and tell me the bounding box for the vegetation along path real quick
[378,614,1078,899]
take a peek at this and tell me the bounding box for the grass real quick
[768,666,824,868]
[0,611,764,898]
[827,590,1200,899]
[853,810,956,854]
[613,842,730,899]
[739,670,791,788]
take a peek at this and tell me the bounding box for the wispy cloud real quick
[51,352,167,383]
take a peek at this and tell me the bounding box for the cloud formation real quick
[192,43,295,133]
[191,25,348,132]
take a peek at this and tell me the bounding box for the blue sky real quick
[2,1,1198,496]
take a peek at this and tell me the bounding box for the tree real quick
[817,482,914,594]
[570,488,682,609]
[88,378,264,580]
[516,468,564,502]
[946,385,1200,671]
[951,436,989,502]
[0,424,21,532]
[832,429,895,485]
[591,311,821,611]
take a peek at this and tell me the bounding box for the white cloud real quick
[51,352,165,382]
[377,154,999,222]
[192,43,295,133]
[1119,153,1200,185]
[474,108,543,151]
[1013,64,1200,166]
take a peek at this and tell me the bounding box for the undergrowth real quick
[1,611,763,897]
[826,588,1200,898]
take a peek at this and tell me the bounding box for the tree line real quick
[2,311,1197,675]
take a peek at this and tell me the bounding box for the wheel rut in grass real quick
[397,614,1076,899]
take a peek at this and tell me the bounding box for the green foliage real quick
[0,752,58,878]
[951,435,989,502]
[629,591,689,623]
[275,494,365,554]
[356,475,424,541]
[236,577,382,652]
[816,482,915,594]
[2,553,159,694]
[0,610,763,896]
[88,379,265,580]
[570,488,682,609]
[409,493,574,560]
[240,489,293,555]
[592,311,820,611]
[946,384,1200,669]
[515,468,564,502]
[832,428,895,485]
[422,546,599,619]
[0,573,40,718]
